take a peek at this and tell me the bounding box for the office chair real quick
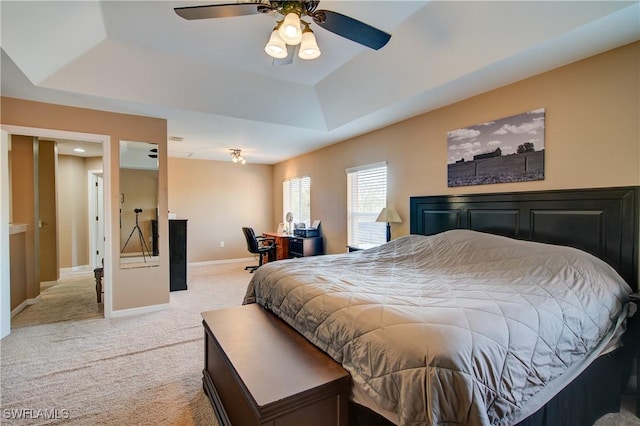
[242,227,277,273]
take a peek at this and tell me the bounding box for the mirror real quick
[119,141,159,268]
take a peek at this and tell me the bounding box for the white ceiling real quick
[1,1,639,164]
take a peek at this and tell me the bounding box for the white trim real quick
[1,130,11,338]
[60,265,92,273]
[188,257,256,267]
[0,125,107,144]
[9,224,28,235]
[345,161,387,174]
[282,174,310,182]
[0,125,113,320]
[11,295,41,318]
[59,265,92,280]
[88,169,104,270]
[99,137,112,319]
[109,302,169,318]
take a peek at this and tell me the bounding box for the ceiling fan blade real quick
[174,2,269,20]
[313,10,391,50]
[272,44,299,66]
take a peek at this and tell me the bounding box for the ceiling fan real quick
[174,1,391,64]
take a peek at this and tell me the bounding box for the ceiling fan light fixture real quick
[279,12,302,45]
[298,26,320,60]
[265,28,288,58]
[230,148,247,165]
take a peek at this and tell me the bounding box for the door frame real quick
[88,170,104,269]
[0,125,112,337]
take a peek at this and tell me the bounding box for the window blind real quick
[346,162,387,247]
[283,176,311,229]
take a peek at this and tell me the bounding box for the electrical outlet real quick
[219,241,225,248]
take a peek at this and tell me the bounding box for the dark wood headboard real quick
[410,186,639,290]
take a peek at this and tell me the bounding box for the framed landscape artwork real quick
[447,108,545,187]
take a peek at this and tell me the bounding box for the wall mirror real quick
[119,140,159,269]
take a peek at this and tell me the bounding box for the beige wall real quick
[1,97,168,312]
[9,228,27,310]
[120,168,158,255]
[168,158,273,262]
[274,42,640,255]
[57,154,90,268]
[9,135,39,299]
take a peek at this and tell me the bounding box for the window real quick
[347,162,387,247]
[283,176,310,229]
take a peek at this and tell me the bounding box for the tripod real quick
[121,209,151,262]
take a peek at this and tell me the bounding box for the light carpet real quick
[12,273,104,328]
[1,262,250,425]
[1,262,639,425]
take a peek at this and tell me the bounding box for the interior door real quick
[91,172,105,268]
[38,139,58,282]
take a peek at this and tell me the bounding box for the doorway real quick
[1,125,112,336]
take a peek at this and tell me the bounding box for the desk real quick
[263,232,292,260]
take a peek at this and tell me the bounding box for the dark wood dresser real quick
[202,304,350,426]
[169,219,187,291]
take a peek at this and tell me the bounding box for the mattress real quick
[244,230,631,425]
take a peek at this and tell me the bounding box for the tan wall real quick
[167,158,274,262]
[9,135,39,299]
[57,154,90,268]
[85,156,103,172]
[1,97,168,312]
[9,231,27,310]
[119,168,158,255]
[274,42,640,254]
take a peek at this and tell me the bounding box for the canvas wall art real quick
[447,108,545,187]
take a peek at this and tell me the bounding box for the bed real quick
[243,186,639,425]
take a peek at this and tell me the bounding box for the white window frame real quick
[346,162,387,248]
[282,176,311,232]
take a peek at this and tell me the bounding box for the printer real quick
[294,227,319,238]
[293,220,321,238]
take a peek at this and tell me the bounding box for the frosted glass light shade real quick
[279,13,302,45]
[265,30,287,58]
[298,30,320,60]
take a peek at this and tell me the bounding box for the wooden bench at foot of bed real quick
[202,304,351,426]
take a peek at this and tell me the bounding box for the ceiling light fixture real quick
[278,12,303,45]
[176,1,392,64]
[265,23,288,59]
[73,147,86,153]
[264,3,320,61]
[229,149,246,165]
[298,22,321,60]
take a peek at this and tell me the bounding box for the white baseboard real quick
[107,302,169,319]
[189,257,255,267]
[60,265,91,273]
[11,295,41,318]
[60,265,93,279]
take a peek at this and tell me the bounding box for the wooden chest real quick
[202,304,351,426]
